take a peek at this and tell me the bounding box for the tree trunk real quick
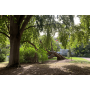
[7,36,21,67]
[6,16,21,67]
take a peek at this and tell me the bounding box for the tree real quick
[39,35,60,52]
[0,15,74,67]
[0,15,33,67]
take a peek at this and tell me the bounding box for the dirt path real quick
[0,59,90,75]
[79,57,90,61]
[83,58,90,61]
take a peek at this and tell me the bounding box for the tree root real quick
[6,63,21,68]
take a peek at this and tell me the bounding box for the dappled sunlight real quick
[1,59,90,75]
[0,62,8,68]
[63,64,90,75]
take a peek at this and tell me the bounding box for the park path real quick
[80,57,90,61]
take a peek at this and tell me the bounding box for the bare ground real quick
[0,59,90,75]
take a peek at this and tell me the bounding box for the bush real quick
[24,47,36,62]
[37,49,48,63]
[0,48,8,62]
[19,46,36,63]
[84,54,90,57]
[19,45,48,63]
[0,54,6,62]
[19,47,24,63]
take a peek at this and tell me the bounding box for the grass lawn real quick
[47,57,57,61]
[1,57,90,64]
[48,56,90,64]
[66,57,90,64]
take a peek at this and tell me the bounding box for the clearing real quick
[0,58,90,75]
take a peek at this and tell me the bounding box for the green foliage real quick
[0,48,7,62]
[0,39,10,62]
[19,45,36,63]
[0,54,6,62]
[39,35,60,52]
[19,44,48,63]
[73,42,90,57]
[2,15,90,64]
[37,48,48,63]
[19,47,24,63]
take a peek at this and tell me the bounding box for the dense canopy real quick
[0,15,89,67]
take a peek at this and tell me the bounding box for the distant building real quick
[57,49,74,56]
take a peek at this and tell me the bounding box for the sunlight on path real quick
[0,63,8,68]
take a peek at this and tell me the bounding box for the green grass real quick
[66,57,90,64]
[1,57,90,64]
[47,57,57,61]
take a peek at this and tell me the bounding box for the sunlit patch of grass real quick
[66,57,90,64]
[0,61,8,68]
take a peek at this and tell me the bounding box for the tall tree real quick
[0,15,74,67]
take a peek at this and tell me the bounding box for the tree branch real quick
[20,15,33,35]
[24,25,37,30]
[23,41,38,50]
[19,15,25,25]
[24,23,62,30]
[0,31,10,39]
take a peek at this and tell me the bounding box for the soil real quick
[0,59,90,75]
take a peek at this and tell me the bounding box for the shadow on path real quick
[63,65,90,75]
[0,63,90,75]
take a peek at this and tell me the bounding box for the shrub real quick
[0,54,6,62]
[37,49,48,63]
[84,54,90,57]
[19,47,24,63]
[19,46,48,63]
[19,46,36,63]
[0,48,8,62]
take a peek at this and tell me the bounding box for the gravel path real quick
[83,58,90,61]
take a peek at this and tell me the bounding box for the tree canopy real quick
[0,15,90,67]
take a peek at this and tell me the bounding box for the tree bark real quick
[6,16,21,67]
[7,35,21,67]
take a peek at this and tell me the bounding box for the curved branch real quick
[23,41,38,50]
[0,31,10,39]
[40,40,49,53]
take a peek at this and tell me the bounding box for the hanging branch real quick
[0,31,10,39]
[23,41,38,50]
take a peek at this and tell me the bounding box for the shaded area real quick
[0,61,90,75]
[63,65,90,75]
[0,64,69,75]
